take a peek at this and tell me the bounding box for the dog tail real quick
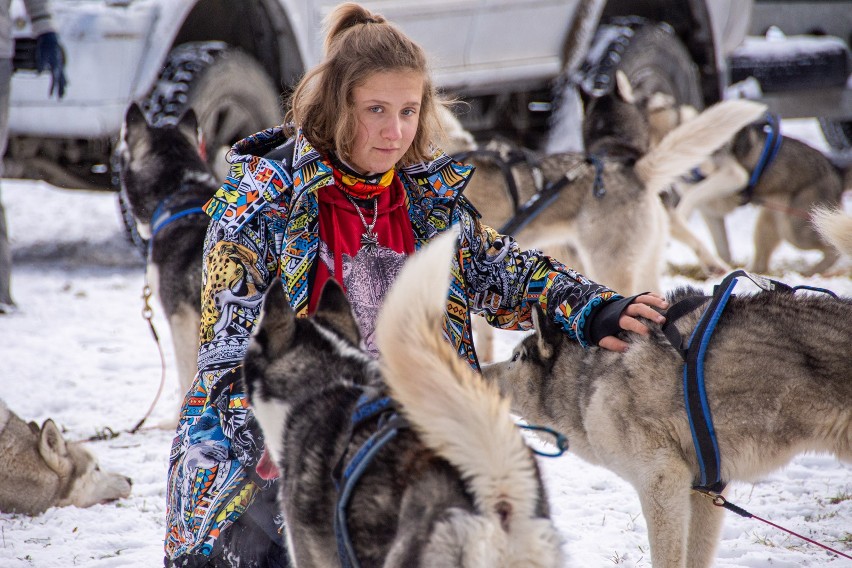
[811,206,852,257]
[375,230,562,563]
[636,99,767,195]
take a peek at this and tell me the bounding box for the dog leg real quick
[668,209,730,275]
[749,209,782,274]
[634,462,692,568]
[675,158,748,237]
[686,490,726,568]
[699,210,733,265]
[803,247,841,276]
[157,306,202,430]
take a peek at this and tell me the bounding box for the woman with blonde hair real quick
[164,3,666,566]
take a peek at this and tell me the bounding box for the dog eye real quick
[511,351,521,362]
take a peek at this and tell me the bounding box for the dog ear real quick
[614,70,636,104]
[178,108,200,147]
[123,102,149,151]
[530,304,561,360]
[314,279,361,346]
[38,419,73,477]
[255,278,296,353]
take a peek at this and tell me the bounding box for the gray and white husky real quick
[118,102,219,426]
[242,231,564,567]
[482,274,852,567]
[0,399,132,515]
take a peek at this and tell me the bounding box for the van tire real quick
[120,42,284,256]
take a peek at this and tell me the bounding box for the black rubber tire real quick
[144,41,283,179]
[547,22,703,153]
[818,118,852,152]
[615,24,704,111]
[119,42,284,257]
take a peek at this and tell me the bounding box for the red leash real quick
[699,491,852,560]
[752,197,813,221]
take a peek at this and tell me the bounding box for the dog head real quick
[583,70,649,160]
[117,102,209,239]
[39,419,132,509]
[242,277,374,469]
[480,304,578,426]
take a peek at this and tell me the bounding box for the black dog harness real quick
[453,148,596,237]
[661,270,837,494]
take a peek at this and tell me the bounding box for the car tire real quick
[818,118,852,152]
[119,42,283,256]
[612,23,703,110]
[145,41,283,179]
[547,21,702,153]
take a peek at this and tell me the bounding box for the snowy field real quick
[0,119,850,567]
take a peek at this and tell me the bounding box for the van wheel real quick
[119,42,284,256]
[818,118,852,152]
[613,23,703,110]
[144,41,283,179]
[548,21,702,153]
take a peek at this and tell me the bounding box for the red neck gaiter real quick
[309,172,416,315]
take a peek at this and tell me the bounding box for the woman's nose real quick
[382,116,402,140]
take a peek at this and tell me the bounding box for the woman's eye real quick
[401,108,417,117]
[368,106,383,114]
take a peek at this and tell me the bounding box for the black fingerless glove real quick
[585,293,643,346]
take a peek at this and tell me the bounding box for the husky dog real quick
[482,282,852,568]
[442,78,765,360]
[118,102,218,425]
[242,232,564,567]
[0,399,132,515]
[454,80,764,295]
[647,93,848,275]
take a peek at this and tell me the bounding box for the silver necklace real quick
[343,193,379,250]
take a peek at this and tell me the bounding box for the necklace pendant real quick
[360,230,379,250]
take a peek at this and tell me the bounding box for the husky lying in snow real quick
[0,399,132,515]
[241,231,563,567]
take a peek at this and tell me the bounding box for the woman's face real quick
[348,70,423,174]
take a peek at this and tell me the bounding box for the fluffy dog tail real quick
[375,230,563,566]
[812,206,852,257]
[636,99,767,195]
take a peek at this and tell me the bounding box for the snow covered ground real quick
[0,120,850,567]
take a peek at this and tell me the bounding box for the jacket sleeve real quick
[454,195,622,348]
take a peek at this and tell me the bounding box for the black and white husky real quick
[242,231,564,567]
[117,102,218,427]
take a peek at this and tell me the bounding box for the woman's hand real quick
[598,293,669,352]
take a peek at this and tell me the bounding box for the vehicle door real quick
[309,0,476,87]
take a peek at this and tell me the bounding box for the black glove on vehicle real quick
[35,31,67,99]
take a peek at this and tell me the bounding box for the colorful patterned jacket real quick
[164,128,619,561]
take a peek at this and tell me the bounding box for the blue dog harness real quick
[328,386,570,567]
[150,192,209,240]
[741,112,783,205]
[331,389,408,568]
[661,270,837,494]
